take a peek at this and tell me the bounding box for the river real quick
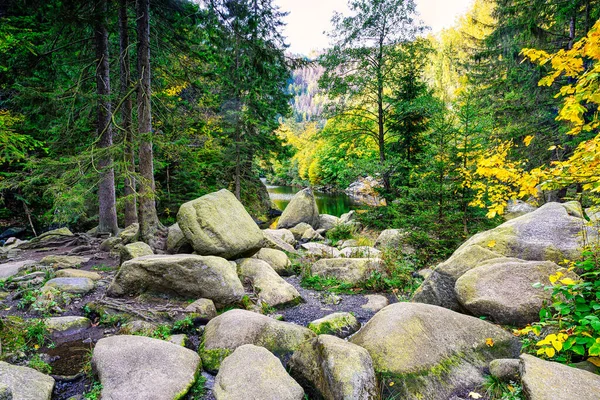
[263,180,357,217]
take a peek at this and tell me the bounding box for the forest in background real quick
[1,0,599,260]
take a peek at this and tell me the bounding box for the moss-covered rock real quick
[300,243,341,258]
[39,255,89,270]
[289,335,379,400]
[117,223,139,244]
[46,316,91,335]
[318,214,340,232]
[42,277,94,294]
[349,302,520,400]
[262,231,297,254]
[289,222,314,240]
[214,344,304,400]
[120,241,153,265]
[276,189,320,230]
[107,255,245,306]
[310,258,386,286]
[307,312,360,338]
[264,229,296,245]
[237,259,301,308]
[177,189,264,259]
[55,268,101,281]
[520,354,600,400]
[184,298,217,320]
[253,248,292,276]
[489,358,520,382]
[0,361,54,400]
[200,309,315,372]
[374,229,414,254]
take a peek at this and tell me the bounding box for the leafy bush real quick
[326,223,356,242]
[28,354,52,374]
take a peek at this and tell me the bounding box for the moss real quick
[308,313,357,336]
[174,360,203,400]
[198,343,232,372]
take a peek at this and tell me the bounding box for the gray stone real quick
[55,269,101,281]
[253,248,292,275]
[505,200,537,220]
[349,303,521,400]
[185,298,217,320]
[339,246,382,259]
[361,294,389,313]
[39,255,89,270]
[310,258,386,286]
[92,335,200,400]
[301,226,324,242]
[46,316,91,335]
[168,334,187,347]
[237,259,301,308]
[289,335,379,400]
[307,312,360,338]
[177,189,264,259]
[263,229,296,245]
[277,188,320,229]
[0,260,35,279]
[120,320,158,336]
[289,223,314,240]
[214,344,304,400]
[42,277,94,294]
[318,214,340,232]
[0,361,54,400]
[108,255,244,306]
[339,211,356,225]
[489,358,520,382]
[166,223,193,254]
[374,229,414,254]
[520,353,600,400]
[300,243,341,258]
[200,309,315,371]
[262,231,297,254]
[120,241,153,265]
[117,223,139,244]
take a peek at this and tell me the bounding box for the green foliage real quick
[173,316,195,333]
[326,223,356,242]
[83,381,103,400]
[187,374,207,400]
[27,354,52,374]
[483,375,524,400]
[0,317,50,359]
[301,275,356,294]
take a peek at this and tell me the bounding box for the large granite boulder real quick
[310,258,386,286]
[455,258,575,326]
[289,335,379,400]
[177,189,264,259]
[107,254,245,306]
[277,189,320,229]
[214,344,304,400]
[0,361,54,400]
[520,354,600,400]
[200,309,315,372]
[166,223,193,254]
[237,259,301,308]
[92,335,200,400]
[349,303,520,400]
[413,202,592,310]
[253,248,292,276]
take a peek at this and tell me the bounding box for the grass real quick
[91,264,115,272]
[28,353,52,374]
[483,375,524,400]
[187,374,207,400]
[83,381,103,400]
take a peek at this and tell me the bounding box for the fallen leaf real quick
[487,240,497,248]
[485,338,494,347]
[468,392,483,399]
[588,357,600,367]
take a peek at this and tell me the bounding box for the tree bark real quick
[95,0,119,235]
[136,0,160,242]
[376,34,390,192]
[119,0,138,227]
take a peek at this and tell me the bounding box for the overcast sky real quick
[275,0,473,55]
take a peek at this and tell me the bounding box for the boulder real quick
[39,255,89,270]
[177,189,264,259]
[520,354,600,400]
[361,294,389,313]
[166,223,193,254]
[264,229,296,245]
[214,344,304,400]
[489,358,520,382]
[237,259,301,308]
[301,227,324,242]
[339,210,356,225]
[117,223,139,244]
[307,312,360,338]
[184,298,217,320]
[349,303,520,399]
[253,248,292,275]
[374,229,414,254]
[55,269,101,281]
[310,258,386,286]
[289,223,314,240]
[455,258,574,326]
[289,335,379,400]
[200,309,315,371]
[277,189,320,229]
[42,277,94,294]
[92,335,200,400]
[263,231,297,254]
[339,239,359,249]
[318,214,340,232]
[0,260,35,279]
[339,246,382,259]
[413,202,593,310]
[300,243,341,258]
[0,383,10,400]
[107,255,244,306]
[120,320,158,336]
[0,361,54,400]
[46,316,91,336]
[120,241,153,265]
[37,227,73,241]
[504,200,537,220]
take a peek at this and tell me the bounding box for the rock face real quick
[107,254,244,305]
[92,335,200,400]
[253,248,292,275]
[289,335,379,400]
[520,354,600,400]
[455,258,572,326]
[166,223,193,254]
[318,214,340,232]
[413,202,592,311]
[349,303,520,400]
[0,361,55,400]
[42,277,94,294]
[277,189,320,229]
[177,189,264,259]
[214,344,304,400]
[200,309,315,371]
[237,259,301,308]
[120,241,153,265]
[310,258,386,285]
[307,312,360,338]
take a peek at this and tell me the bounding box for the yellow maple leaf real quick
[487,240,497,248]
[524,135,534,146]
[545,347,556,357]
[485,338,494,347]
[560,278,577,285]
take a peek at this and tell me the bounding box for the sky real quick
[275,0,474,55]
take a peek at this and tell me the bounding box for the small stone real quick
[308,312,360,338]
[185,298,217,320]
[120,242,153,265]
[361,294,389,312]
[46,316,91,335]
[117,223,139,245]
[40,255,89,270]
[120,320,158,336]
[55,269,101,281]
[489,358,520,382]
[0,260,35,279]
[42,277,94,294]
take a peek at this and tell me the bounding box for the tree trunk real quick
[136,0,160,243]
[119,0,138,227]
[95,0,119,235]
[376,36,390,192]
